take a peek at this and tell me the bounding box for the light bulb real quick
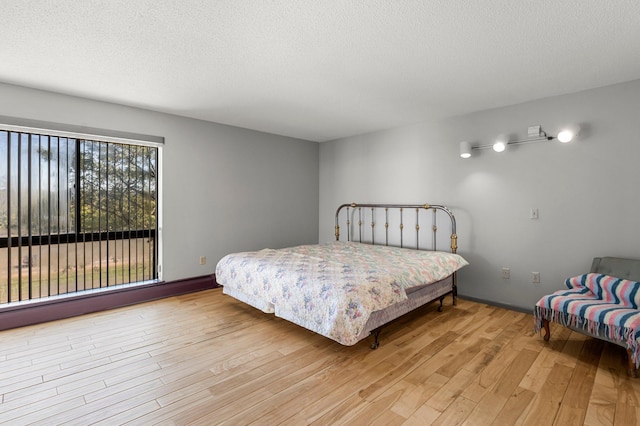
[493,141,506,152]
[557,130,573,143]
[493,134,508,152]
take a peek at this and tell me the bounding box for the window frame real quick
[0,116,163,304]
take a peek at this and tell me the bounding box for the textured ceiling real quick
[1,1,640,142]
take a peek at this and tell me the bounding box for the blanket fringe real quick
[533,305,640,368]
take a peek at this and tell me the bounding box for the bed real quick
[215,203,468,348]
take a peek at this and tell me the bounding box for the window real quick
[0,119,161,305]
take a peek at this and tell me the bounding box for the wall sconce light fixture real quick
[557,129,575,143]
[492,134,508,153]
[459,125,578,158]
[459,141,472,158]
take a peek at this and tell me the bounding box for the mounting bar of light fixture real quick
[471,134,554,151]
[459,125,578,159]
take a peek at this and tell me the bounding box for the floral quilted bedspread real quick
[215,241,468,345]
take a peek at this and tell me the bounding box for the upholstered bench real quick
[534,257,640,376]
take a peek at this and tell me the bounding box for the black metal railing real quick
[0,129,158,305]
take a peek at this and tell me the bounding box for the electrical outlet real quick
[532,272,540,283]
[199,256,206,265]
[502,267,510,279]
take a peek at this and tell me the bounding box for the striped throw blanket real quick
[534,273,640,367]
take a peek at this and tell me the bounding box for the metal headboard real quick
[335,203,458,253]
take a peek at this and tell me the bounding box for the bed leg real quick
[452,283,458,306]
[542,319,550,341]
[370,328,381,350]
[627,349,638,378]
[438,296,444,312]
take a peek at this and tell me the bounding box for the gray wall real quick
[319,79,640,311]
[0,83,319,282]
[3,78,638,310]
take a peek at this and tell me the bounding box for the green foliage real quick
[1,136,156,234]
[78,142,157,232]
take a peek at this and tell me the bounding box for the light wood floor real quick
[1,288,639,425]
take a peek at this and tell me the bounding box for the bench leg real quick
[542,319,550,341]
[627,349,638,378]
